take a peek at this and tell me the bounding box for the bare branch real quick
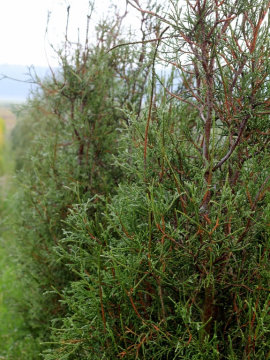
[107,35,172,53]
[127,0,174,27]
[212,115,250,172]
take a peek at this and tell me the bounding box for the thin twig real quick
[212,115,250,172]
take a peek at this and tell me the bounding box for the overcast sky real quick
[0,0,137,67]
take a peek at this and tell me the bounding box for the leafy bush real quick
[45,95,270,359]
[10,1,270,359]
[10,4,156,355]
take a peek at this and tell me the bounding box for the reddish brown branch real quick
[212,115,250,172]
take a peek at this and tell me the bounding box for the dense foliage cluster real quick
[6,1,270,359]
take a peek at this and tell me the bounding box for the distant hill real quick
[0,64,51,103]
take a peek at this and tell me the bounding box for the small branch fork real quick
[212,115,250,172]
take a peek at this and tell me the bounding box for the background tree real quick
[10,5,154,357]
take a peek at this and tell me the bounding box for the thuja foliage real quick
[11,8,153,356]
[12,0,269,359]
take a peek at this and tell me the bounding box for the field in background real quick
[0,105,17,131]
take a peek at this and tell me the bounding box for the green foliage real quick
[10,8,152,356]
[0,111,39,358]
[6,0,270,359]
[43,98,270,359]
[12,67,121,346]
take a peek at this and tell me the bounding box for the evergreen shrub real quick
[11,1,270,359]
[11,12,149,355]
